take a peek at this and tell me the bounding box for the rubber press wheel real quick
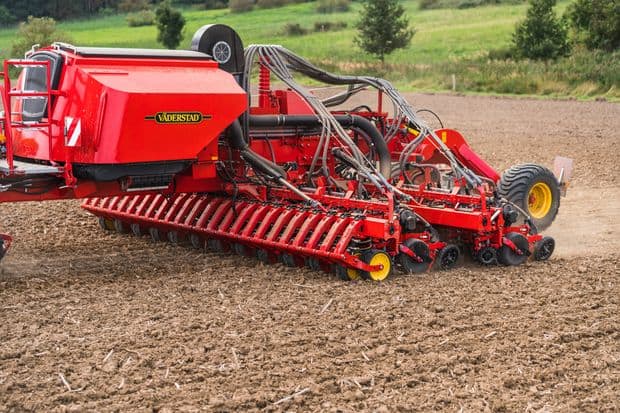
[498,164,560,230]
[398,239,432,274]
[436,245,460,270]
[360,249,393,281]
[534,236,555,261]
[498,232,530,266]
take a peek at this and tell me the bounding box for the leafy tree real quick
[155,1,185,49]
[0,5,15,26]
[11,16,72,57]
[513,0,570,60]
[355,0,414,62]
[568,0,619,51]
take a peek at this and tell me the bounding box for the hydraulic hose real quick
[248,114,392,179]
[227,120,323,208]
[226,120,286,179]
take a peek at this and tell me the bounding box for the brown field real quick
[1,94,619,412]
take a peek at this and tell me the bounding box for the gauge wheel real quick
[360,249,393,281]
[498,164,560,230]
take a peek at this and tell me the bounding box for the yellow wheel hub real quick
[366,251,392,281]
[528,182,553,219]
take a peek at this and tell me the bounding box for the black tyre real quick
[167,231,180,245]
[149,227,163,242]
[436,244,460,270]
[498,232,529,266]
[398,239,432,274]
[360,249,392,281]
[534,236,555,261]
[306,257,322,272]
[256,249,270,264]
[280,253,297,267]
[476,246,498,266]
[98,217,114,231]
[498,164,560,230]
[130,223,143,237]
[189,234,203,250]
[113,219,127,233]
[232,242,247,256]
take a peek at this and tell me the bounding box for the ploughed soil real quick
[1,94,618,412]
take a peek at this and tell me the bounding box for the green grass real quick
[0,0,617,99]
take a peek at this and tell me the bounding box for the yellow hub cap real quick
[367,251,391,281]
[528,182,552,219]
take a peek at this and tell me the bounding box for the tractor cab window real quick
[22,51,63,122]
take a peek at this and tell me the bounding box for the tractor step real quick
[0,159,63,175]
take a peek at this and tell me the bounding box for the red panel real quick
[11,51,248,165]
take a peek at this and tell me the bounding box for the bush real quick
[229,0,255,12]
[513,0,570,60]
[204,0,229,9]
[487,47,515,60]
[126,10,155,27]
[257,0,286,8]
[457,0,482,8]
[283,23,307,36]
[118,0,150,12]
[419,0,440,9]
[98,7,116,17]
[316,0,351,13]
[567,0,619,51]
[11,16,73,57]
[313,20,347,32]
[0,5,15,26]
[420,0,524,9]
[155,1,185,49]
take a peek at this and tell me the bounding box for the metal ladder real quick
[0,58,62,176]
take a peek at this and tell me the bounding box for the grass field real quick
[0,0,617,99]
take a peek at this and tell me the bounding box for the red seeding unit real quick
[0,25,571,280]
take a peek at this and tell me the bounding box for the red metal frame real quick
[0,45,549,274]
